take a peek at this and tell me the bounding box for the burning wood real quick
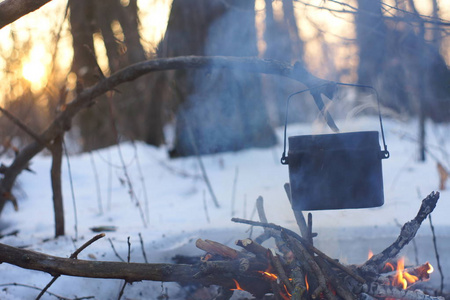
[0,191,443,300]
[189,191,443,300]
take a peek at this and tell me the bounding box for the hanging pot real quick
[281,84,390,211]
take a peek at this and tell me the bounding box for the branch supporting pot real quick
[281,83,390,211]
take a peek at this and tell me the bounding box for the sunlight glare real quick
[21,44,49,92]
[22,60,46,86]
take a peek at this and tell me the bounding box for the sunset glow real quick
[22,60,47,89]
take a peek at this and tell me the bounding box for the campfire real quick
[189,188,443,300]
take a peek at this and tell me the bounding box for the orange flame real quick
[391,258,419,289]
[427,262,434,274]
[259,271,278,281]
[368,250,374,260]
[231,279,244,291]
[383,262,395,272]
[305,274,309,291]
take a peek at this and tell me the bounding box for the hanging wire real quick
[281,82,390,165]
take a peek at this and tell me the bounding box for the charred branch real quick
[360,191,440,277]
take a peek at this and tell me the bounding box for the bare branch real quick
[0,0,53,29]
[0,242,241,287]
[0,56,331,214]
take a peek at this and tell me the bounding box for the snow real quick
[0,117,449,299]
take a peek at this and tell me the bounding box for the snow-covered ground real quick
[0,117,449,299]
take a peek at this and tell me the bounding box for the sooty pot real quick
[282,131,389,210]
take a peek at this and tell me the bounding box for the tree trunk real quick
[160,0,277,157]
[69,0,157,151]
[355,0,387,86]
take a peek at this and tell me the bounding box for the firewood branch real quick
[359,191,440,277]
[0,242,232,286]
[0,56,332,215]
[0,0,53,29]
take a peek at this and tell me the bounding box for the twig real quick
[428,214,444,294]
[107,95,147,227]
[138,233,148,264]
[117,281,127,300]
[118,236,132,300]
[50,135,64,237]
[126,237,131,263]
[36,234,105,300]
[132,142,150,222]
[284,183,309,240]
[89,152,103,215]
[231,218,366,284]
[360,191,440,276]
[282,232,336,300]
[0,106,46,146]
[107,150,112,211]
[184,117,220,208]
[63,140,78,240]
[0,282,94,300]
[231,167,239,217]
[203,190,211,224]
[71,234,106,259]
[108,238,125,262]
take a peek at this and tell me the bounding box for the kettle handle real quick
[281,83,390,165]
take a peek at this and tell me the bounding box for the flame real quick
[305,274,309,291]
[231,279,244,291]
[391,258,419,290]
[383,262,395,272]
[259,271,278,281]
[427,262,434,274]
[368,250,374,260]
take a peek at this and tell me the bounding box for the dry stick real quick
[0,282,92,300]
[0,242,268,288]
[428,214,444,294]
[231,218,366,284]
[184,119,220,208]
[118,237,132,300]
[0,106,46,146]
[138,233,148,264]
[107,96,147,228]
[36,233,105,300]
[283,232,336,300]
[203,190,211,224]
[108,238,125,262]
[268,249,294,294]
[63,141,78,241]
[314,256,355,300]
[132,142,150,222]
[50,135,65,238]
[284,183,309,241]
[89,152,103,215]
[107,150,112,211]
[360,191,440,277]
[231,167,239,217]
